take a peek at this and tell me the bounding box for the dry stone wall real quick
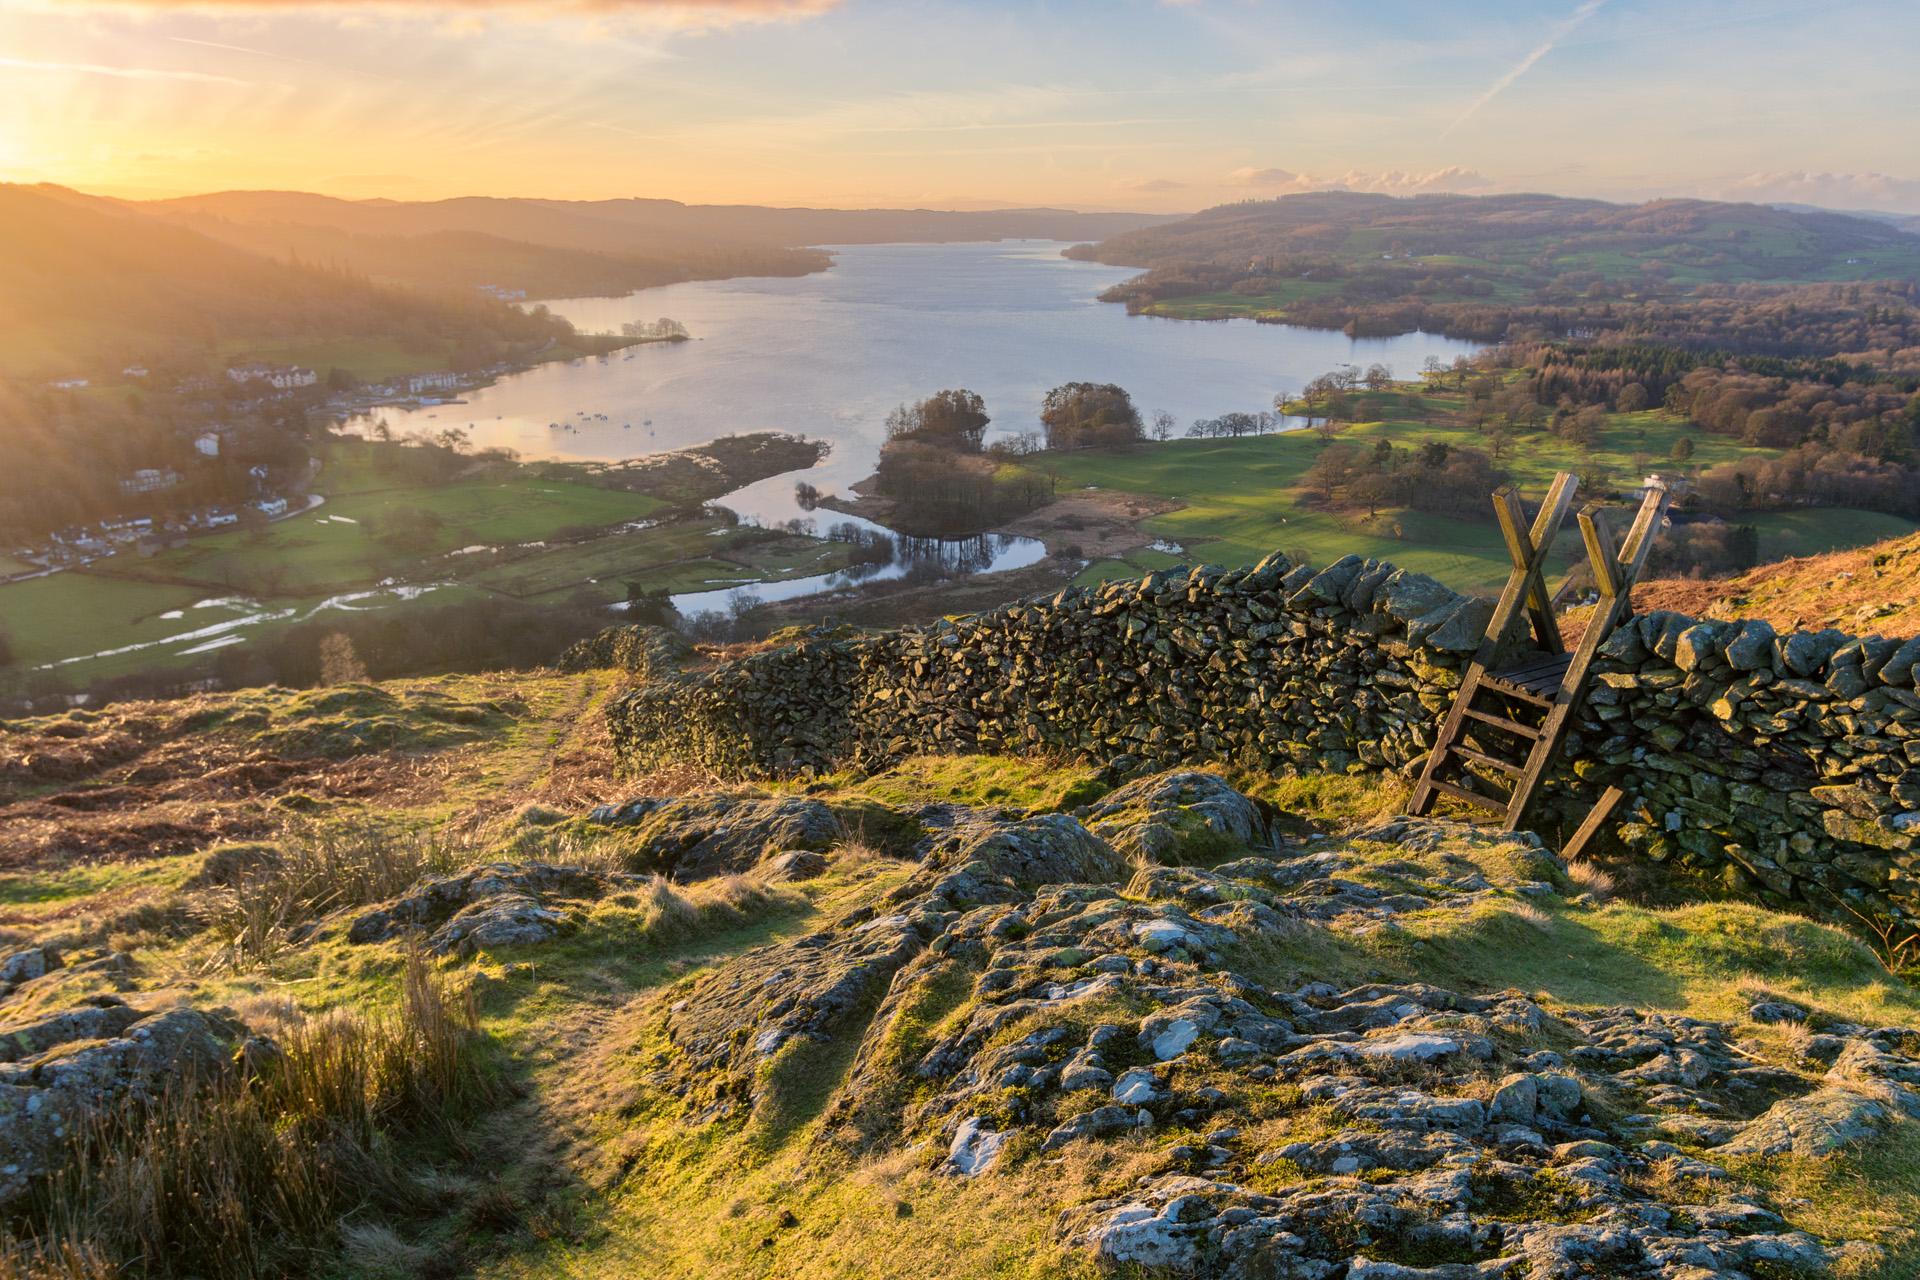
[601,550,1920,928]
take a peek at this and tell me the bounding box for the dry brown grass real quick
[1567,860,1618,904]
[3,948,499,1280]
[1509,901,1556,933]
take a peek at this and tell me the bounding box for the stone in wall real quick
[600,549,1920,929]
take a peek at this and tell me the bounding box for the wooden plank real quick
[1409,665,1492,816]
[1479,678,1555,708]
[1462,706,1542,738]
[1494,485,1561,655]
[1561,786,1626,862]
[1616,487,1671,584]
[1503,557,1640,830]
[1523,473,1581,653]
[1450,743,1525,776]
[1494,653,1574,680]
[1578,504,1622,598]
[1425,778,1510,813]
[1472,474,1578,666]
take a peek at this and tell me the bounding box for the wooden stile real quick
[1406,475,1672,839]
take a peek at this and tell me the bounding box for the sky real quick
[4,0,1919,214]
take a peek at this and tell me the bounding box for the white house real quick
[194,433,221,457]
[256,497,290,518]
[1631,471,1694,499]
[405,370,459,394]
[227,363,317,390]
[122,366,148,378]
[47,378,89,390]
[119,468,183,496]
[269,366,317,390]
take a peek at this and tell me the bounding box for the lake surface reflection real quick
[363,241,1482,611]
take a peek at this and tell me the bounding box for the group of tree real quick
[870,388,1056,536]
[1038,383,1144,451]
[1301,435,1507,520]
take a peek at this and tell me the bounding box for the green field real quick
[2,452,854,687]
[101,476,664,597]
[1043,397,1917,597]
[0,571,490,687]
[215,336,455,385]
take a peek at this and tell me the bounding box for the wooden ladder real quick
[1408,474,1672,835]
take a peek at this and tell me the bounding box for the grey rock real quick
[1087,771,1265,863]
[923,814,1126,887]
[606,794,840,882]
[1722,619,1777,670]
[1042,1104,1140,1152]
[944,1116,1011,1176]
[1710,1085,1890,1157]
[0,1006,246,1207]
[0,949,60,987]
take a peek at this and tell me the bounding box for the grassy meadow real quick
[1044,389,1918,596]
[2,449,852,688]
[6,678,1917,1277]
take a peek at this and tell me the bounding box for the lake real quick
[363,241,1483,611]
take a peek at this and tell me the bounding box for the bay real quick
[363,241,1483,613]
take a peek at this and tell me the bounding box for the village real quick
[10,361,495,581]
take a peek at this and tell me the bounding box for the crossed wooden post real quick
[1408,473,1673,846]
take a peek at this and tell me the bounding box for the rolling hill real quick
[0,183,567,381]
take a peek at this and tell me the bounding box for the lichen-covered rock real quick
[0,1004,247,1206]
[615,819,1905,1277]
[593,794,839,882]
[0,949,60,988]
[347,862,635,955]
[921,813,1126,887]
[1087,770,1266,863]
[658,914,923,1116]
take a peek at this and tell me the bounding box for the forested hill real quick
[1079,191,1920,281]
[123,190,1176,297]
[1079,192,1920,359]
[0,183,571,379]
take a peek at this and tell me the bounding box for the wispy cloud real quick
[54,0,839,18]
[1227,167,1297,188]
[1226,166,1492,194]
[1115,177,1184,192]
[0,55,251,84]
[1441,0,1606,138]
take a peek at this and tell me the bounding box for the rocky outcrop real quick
[920,813,1128,887]
[347,862,642,956]
[619,777,1907,1280]
[0,999,253,1206]
[1086,769,1268,862]
[601,548,1920,932]
[586,793,839,882]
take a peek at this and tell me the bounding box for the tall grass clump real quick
[602,872,799,951]
[2,950,502,1279]
[198,820,469,971]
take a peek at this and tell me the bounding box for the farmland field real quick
[1043,393,1917,597]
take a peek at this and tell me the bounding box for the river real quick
[361,241,1483,613]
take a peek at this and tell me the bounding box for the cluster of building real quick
[225,363,319,391]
